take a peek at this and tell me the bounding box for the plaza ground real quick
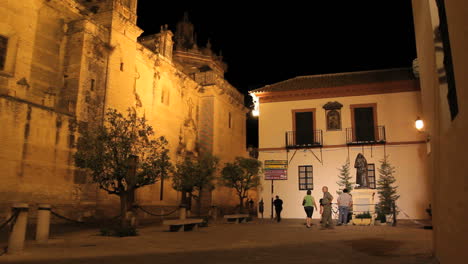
[0,219,435,264]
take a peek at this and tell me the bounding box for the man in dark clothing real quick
[259,199,264,219]
[273,195,283,222]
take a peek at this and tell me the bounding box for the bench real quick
[163,219,204,232]
[223,214,250,224]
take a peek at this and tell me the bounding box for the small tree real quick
[336,158,354,194]
[220,157,261,213]
[376,156,400,216]
[74,108,172,227]
[173,154,219,215]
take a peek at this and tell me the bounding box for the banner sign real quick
[264,160,288,180]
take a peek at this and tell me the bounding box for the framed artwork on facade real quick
[323,101,343,131]
[326,109,341,130]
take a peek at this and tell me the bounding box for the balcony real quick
[285,130,323,149]
[346,126,386,145]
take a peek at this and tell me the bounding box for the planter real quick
[352,218,372,225]
[385,214,393,223]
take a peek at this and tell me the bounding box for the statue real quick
[354,153,368,188]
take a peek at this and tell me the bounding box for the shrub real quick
[355,211,372,219]
[100,226,138,237]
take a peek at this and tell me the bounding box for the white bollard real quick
[179,207,186,220]
[36,204,51,243]
[8,203,29,254]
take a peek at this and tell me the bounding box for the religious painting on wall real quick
[323,101,343,131]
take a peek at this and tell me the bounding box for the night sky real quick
[136,1,417,147]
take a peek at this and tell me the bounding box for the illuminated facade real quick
[250,68,430,220]
[0,0,247,218]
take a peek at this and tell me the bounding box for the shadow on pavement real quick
[3,239,434,264]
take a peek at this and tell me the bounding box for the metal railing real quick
[345,126,386,145]
[285,130,323,148]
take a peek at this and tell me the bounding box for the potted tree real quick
[376,156,400,225]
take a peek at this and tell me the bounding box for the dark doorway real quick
[354,107,375,142]
[295,112,314,145]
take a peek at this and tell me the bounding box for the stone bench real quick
[224,214,250,224]
[163,219,204,232]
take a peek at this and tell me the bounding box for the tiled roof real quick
[251,68,416,93]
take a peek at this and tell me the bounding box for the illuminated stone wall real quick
[0,0,247,220]
[412,0,468,262]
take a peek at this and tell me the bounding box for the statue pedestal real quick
[351,188,376,216]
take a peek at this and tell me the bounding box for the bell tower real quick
[175,12,196,50]
[77,0,138,25]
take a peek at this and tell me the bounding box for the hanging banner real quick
[264,160,288,180]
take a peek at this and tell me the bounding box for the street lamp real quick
[249,92,260,117]
[415,117,424,131]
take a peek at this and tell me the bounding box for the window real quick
[0,35,8,71]
[351,104,377,142]
[298,165,313,190]
[228,112,232,128]
[292,109,316,145]
[367,164,376,189]
[161,86,170,105]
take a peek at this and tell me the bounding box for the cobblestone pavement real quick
[0,219,435,264]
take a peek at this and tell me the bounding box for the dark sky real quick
[136,1,417,147]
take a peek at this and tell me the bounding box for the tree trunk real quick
[120,189,136,227]
[239,195,244,213]
[197,187,203,217]
[181,191,187,207]
[120,192,129,227]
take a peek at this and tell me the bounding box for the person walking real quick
[259,199,264,219]
[273,195,283,222]
[320,186,334,229]
[303,190,317,228]
[337,189,353,226]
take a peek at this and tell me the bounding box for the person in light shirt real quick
[337,189,353,226]
[302,190,318,228]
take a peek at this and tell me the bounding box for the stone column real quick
[36,204,51,243]
[8,203,29,254]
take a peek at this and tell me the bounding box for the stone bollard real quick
[8,203,29,254]
[36,204,51,243]
[179,207,186,220]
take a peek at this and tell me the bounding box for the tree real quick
[376,156,400,216]
[172,154,219,215]
[220,157,262,212]
[336,158,354,194]
[74,108,172,227]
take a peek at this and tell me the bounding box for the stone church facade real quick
[0,0,247,219]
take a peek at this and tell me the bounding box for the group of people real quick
[272,186,353,229]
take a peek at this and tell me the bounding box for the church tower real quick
[76,0,138,26]
[75,0,143,113]
[173,13,227,77]
[175,12,196,51]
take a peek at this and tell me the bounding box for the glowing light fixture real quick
[250,93,260,117]
[415,117,424,131]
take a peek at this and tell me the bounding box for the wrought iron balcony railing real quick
[346,126,386,145]
[285,130,323,149]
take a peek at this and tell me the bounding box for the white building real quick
[250,68,430,220]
